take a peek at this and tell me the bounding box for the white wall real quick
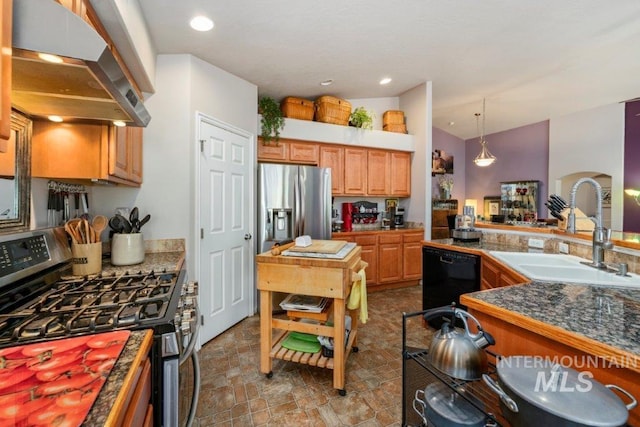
[92,54,257,279]
[549,103,624,230]
[346,97,400,130]
[399,82,431,238]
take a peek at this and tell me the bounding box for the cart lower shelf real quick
[269,329,358,370]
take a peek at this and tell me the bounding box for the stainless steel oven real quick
[0,227,200,426]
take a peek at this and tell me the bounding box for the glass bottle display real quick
[500,180,539,223]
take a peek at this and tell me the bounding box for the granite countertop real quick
[466,282,640,359]
[332,226,424,237]
[100,250,185,276]
[84,329,152,425]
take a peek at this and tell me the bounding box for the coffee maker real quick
[452,205,482,242]
[394,207,405,228]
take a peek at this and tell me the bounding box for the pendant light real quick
[473,99,496,167]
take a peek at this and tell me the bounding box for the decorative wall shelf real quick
[258,116,415,152]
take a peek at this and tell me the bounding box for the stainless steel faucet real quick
[567,177,613,268]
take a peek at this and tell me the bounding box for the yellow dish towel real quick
[347,267,368,324]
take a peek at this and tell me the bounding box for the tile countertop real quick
[423,239,640,363]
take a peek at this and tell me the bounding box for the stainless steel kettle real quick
[423,306,495,380]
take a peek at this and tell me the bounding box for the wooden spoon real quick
[65,218,82,244]
[92,215,108,241]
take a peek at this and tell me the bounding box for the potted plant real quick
[258,96,285,145]
[349,107,374,130]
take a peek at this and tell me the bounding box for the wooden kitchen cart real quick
[256,245,364,395]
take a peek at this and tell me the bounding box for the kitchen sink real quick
[489,251,640,288]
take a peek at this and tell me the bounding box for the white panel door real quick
[198,115,253,344]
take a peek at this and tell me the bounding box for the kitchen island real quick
[421,238,640,425]
[256,244,363,395]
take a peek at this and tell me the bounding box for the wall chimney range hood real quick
[12,0,151,127]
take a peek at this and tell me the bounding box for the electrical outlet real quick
[559,242,569,254]
[528,238,544,249]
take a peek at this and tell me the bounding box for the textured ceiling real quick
[138,0,640,139]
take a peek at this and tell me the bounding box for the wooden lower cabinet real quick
[355,235,378,285]
[109,329,154,427]
[481,254,528,290]
[378,233,403,283]
[333,231,421,290]
[402,232,423,280]
[467,309,640,427]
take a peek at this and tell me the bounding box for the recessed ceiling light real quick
[48,115,63,123]
[38,53,63,63]
[190,16,214,32]
[320,79,334,86]
[113,120,126,127]
[379,77,392,85]
[448,121,455,126]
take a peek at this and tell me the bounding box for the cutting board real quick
[291,239,347,254]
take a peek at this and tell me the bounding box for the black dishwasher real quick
[422,246,480,328]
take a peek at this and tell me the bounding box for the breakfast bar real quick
[256,244,363,395]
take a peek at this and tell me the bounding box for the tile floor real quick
[190,284,431,427]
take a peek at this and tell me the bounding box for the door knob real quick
[244,233,252,240]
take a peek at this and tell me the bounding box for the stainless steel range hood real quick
[11,0,151,127]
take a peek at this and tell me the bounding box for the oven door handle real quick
[179,301,200,366]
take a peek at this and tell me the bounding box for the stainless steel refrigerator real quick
[257,163,332,254]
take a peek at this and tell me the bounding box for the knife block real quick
[557,208,595,232]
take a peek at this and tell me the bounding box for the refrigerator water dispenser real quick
[268,208,293,241]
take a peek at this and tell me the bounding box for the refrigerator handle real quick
[294,173,300,236]
[298,173,305,235]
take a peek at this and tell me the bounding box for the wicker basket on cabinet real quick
[383,123,408,133]
[383,110,405,125]
[280,97,315,121]
[314,96,352,126]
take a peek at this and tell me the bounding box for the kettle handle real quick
[422,306,455,323]
[457,309,496,347]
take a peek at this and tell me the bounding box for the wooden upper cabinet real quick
[257,140,287,162]
[258,138,412,196]
[343,147,367,195]
[390,151,411,197]
[367,150,391,195]
[0,0,12,149]
[257,138,318,164]
[109,126,143,184]
[319,145,344,194]
[0,122,15,176]
[32,121,143,186]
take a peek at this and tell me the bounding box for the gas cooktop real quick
[0,270,183,347]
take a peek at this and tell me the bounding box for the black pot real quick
[413,382,487,427]
[483,356,637,427]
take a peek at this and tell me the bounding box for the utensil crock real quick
[111,233,145,266]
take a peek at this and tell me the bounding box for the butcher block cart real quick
[256,242,365,395]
